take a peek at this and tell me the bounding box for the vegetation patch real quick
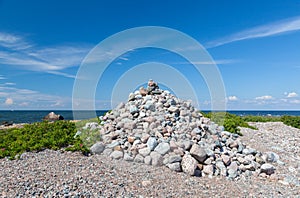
[201,112,256,135]
[0,121,89,159]
[202,112,300,135]
[280,115,300,129]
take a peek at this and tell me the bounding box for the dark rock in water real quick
[43,112,64,121]
[1,121,13,126]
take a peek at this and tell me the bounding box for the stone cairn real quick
[87,80,278,179]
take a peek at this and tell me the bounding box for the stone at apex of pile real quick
[86,81,278,179]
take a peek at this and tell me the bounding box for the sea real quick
[1,110,300,124]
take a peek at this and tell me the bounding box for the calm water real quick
[0,110,300,124]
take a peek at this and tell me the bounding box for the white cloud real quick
[118,56,129,61]
[228,96,238,101]
[0,85,69,109]
[4,82,16,86]
[287,92,298,98]
[0,75,6,80]
[172,59,238,65]
[255,95,273,100]
[0,32,92,78]
[290,99,300,104]
[5,98,13,105]
[50,100,64,107]
[0,32,20,43]
[207,16,300,48]
[19,102,29,107]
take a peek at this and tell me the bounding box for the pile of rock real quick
[87,80,277,179]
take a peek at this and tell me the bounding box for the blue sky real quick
[0,0,300,110]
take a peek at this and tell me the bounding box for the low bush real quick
[201,112,257,135]
[0,121,89,159]
[281,115,300,129]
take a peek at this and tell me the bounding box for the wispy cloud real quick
[207,16,300,48]
[0,32,92,78]
[255,95,273,100]
[4,82,16,86]
[0,85,69,109]
[172,59,238,65]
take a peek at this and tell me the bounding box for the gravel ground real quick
[1,122,300,197]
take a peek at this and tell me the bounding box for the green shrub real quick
[201,112,256,135]
[281,115,300,129]
[0,121,89,159]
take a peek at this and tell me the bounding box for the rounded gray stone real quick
[154,142,170,155]
[110,151,123,159]
[90,142,105,154]
[147,137,158,151]
[167,162,182,172]
[138,147,151,157]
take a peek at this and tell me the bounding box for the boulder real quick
[43,112,64,121]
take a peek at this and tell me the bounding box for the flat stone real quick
[167,162,182,172]
[190,144,207,163]
[242,148,257,155]
[260,163,275,175]
[102,148,113,155]
[154,142,170,155]
[138,147,151,157]
[168,154,182,164]
[106,141,120,149]
[181,154,198,176]
[110,151,123,159]
[168,106,179,113]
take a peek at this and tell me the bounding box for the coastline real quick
[1,110,300,124]
[1,121,299,197]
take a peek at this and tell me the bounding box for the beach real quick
[1,122,299,197]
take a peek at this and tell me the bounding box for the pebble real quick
[110,151,123,159]
[90,142,105,154]
[260,163,275,175]
[154,142,170,155]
